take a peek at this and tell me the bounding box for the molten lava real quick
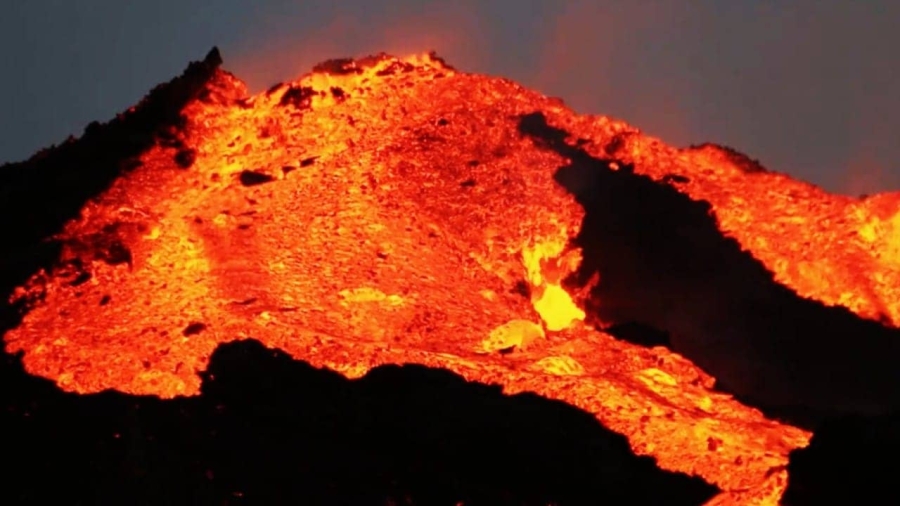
[3,48,900,504]
[522,238,585,331]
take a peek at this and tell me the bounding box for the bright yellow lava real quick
[533,283,585,331]
[522,239,586,331]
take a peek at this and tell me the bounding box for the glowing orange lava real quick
[8,50,900,504]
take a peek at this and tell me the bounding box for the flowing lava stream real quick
[2,48,900,505]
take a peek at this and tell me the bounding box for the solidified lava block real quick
[279,86,315,109]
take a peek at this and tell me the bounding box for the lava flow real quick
[2,47,900,505]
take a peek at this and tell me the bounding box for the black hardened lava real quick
[0,46,223,325]
[1,337,719,505]
[782,413,900,505]
[0,51,719,505]
[516,111,900,504]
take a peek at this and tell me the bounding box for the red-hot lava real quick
[3,48,900,505]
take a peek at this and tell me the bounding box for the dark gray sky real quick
[2,0,897,194]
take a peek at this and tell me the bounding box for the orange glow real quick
[841,148,890,198]
[534,0,688,141]
[227,3,486,94]
[22,50,900,504]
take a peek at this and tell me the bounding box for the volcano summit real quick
[1,48,899,505]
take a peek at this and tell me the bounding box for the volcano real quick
[1,47,899,505]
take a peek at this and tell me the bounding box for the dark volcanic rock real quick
[238,169,275,187]
[0,338,718,505]
[0,47,222,315]
[518,111,900,427]
[783,413,900,505]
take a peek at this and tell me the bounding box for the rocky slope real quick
[2,48,898,505]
